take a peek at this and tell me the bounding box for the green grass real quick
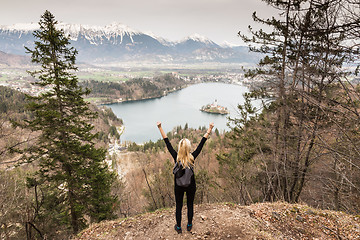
[0,76,9,81]
[84,97,108,103]
[75,68,233,83]
[0,68,30,82]
[77,72,127,82]
[76,70,165,82]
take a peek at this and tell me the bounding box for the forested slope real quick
[0,85,122,166]
[81,73,187,104]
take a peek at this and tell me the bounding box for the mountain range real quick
[0,22,259,64]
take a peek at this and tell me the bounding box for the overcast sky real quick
[0,0,277,45]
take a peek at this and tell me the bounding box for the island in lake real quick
[200,100,229,115]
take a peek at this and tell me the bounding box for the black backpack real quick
[173,161,193,187]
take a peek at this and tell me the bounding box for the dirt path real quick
[75,202,360,240]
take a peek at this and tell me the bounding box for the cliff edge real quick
[74,202,360,240]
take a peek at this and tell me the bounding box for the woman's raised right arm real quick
[157,121,167,139]
[157,122,177,161]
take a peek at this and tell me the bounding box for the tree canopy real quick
[22,10,117,235]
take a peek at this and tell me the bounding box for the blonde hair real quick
[177,138,194,169]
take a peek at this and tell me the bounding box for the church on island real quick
[200,100,229,115]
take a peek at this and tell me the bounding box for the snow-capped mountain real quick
[174,34,219,54]
[0,22,258,64]
[58,22,143,45]
[180,34,216,45]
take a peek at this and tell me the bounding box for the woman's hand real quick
[157,121,162,128]
[204,122,214,138]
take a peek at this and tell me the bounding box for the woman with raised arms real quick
[156,121,214,234]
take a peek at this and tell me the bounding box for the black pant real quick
[174,182,196,227]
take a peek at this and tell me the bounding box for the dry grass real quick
[74,201,360,240]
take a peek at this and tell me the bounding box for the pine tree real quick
[23,10,116,233]
[230,0,360,205]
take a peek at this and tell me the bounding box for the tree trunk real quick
[143,169,158,209]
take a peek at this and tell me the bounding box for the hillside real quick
[0,85,123,167]
[74,202,360,240]
[81,73,187,104]
[0,50,30,66]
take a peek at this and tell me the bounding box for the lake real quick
[107,82,250,143]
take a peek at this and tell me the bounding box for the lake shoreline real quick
[99,80,242,106]
[88,84,190,106]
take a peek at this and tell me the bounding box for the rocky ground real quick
[74,202,360,240]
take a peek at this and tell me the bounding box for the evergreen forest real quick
[0,1,360,239]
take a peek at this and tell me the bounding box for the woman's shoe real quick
[187,224,192,231]
[174,225,182,234]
